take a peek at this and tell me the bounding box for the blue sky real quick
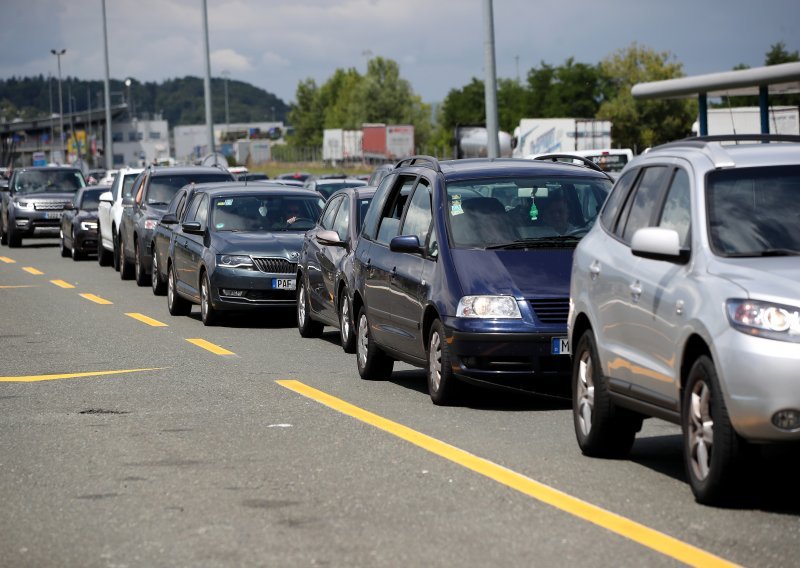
[1,0,797,105]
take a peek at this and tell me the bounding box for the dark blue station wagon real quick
[351,156,612,404]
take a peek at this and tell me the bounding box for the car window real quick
[133,174,148,204]
[167,190,186,217]
[375,176,416,246]
[620,166,669,243]
[320,196,342,230]
[399,179,432,249]
[195,195,209,227]
[121,173,139,199]
[600,168,638,233]
[658,168,692,248]
[331,195,350,241]
[361,173,395,240]
[184,193,204,223]
[80,189,103,209]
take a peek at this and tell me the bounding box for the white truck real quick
[322,129,363,163]
[511,118,612,158]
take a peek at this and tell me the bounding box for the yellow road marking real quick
[0,367,167,382]
[185,338,235,356]
[22,266,43,275]
[125,312,168,327]
[51,279,75,289]
[0,256,16,263]
[0,285,35,289]
[277,380,739,568]
[80,293,113,305]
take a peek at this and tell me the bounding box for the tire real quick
[112,229,121,271]
[0,219,8,245]
[200,272,219,326]
[134,240,149,286]
[338,288,356,353]
[296,276,323,338]
[151,250,167,295]
[97,234,112,266]
[71,230,84,260]
[60,230,70,257]
[427,319,463,405]
[682,355,742,505]
[355,305,394,380]
[572,330,642,458]
[119,235,134,280]
[8,226,21,248]
[167,263,191,316]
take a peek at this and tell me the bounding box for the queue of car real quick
[1,136,798,507]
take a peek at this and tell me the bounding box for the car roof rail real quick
[531,153,613,180]
[394,155,441,173]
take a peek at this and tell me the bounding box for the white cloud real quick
[211,48,252,72]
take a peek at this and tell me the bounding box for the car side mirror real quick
[122,196,135,207]
[0,181,9,192]
[389,234,423,254]
[161,213,178,225]
[181,221,204,235]
[316,229,346,247]
[99,191,113,204]
[63,202,76,211]
[631,227,689,263]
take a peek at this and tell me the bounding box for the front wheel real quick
[119,236,134,280]
[572,329,642,458]
[355,306,394,380]
[60,230,70,257]
[338,289,356,353]
[682,355,742,505]
[134,241,149,286]
[200,273,219,326]
[167,263,191,316]
[297,277,323,338]
[427,319,463,405]
[151,251,167,295]
[112,231,121,271]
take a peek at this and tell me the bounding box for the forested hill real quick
[0,75,289,126]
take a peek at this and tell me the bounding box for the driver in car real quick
[538,194,577,234]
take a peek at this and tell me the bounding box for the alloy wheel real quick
[297,281,307,325]
[428,330,442,393]
[576,349,595,437]
[357,313,368,368]
[688,379,714,481]
[340,298,350,342]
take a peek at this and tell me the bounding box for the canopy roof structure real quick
[631,61,800,135]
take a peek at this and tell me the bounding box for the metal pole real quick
[201,0,216,159]
[51,48,66,163]
[101,0,113,170]
[759,85,770,135]
[698,93,708,136]
[482,0,500,158]
[48,72,54,162]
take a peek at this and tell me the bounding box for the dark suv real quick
[351,156,612,404]
[118,165,234,284]
[1,167,87,247]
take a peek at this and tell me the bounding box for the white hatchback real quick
[97,167,143,269]
[568,135,800,504]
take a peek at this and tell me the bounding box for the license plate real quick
[272,278,296,290]
[551,337,570,355]
[45,211,63,219]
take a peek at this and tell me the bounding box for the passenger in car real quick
[537,194,577,234]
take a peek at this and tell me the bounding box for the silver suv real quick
[568,135,800,504]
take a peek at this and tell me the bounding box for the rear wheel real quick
[297,277,323,338]
[134,241,149,286]
[200,273,219,326]
[682,355,742,505]
[60,230,70,257]
[70,230,84,260]
[167,263,191,316]
[338,289,356,353]
[151,251,167,295]
[355,305,394,380]
[572,330,642,458]
[119,235,134,280]
[427,319,463,405]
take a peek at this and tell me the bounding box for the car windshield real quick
[80,189,105,209]
[13,170,85,194]
[211,195,323,232]
[147,173,232,205]
[446,176,612,248]
[707,165,800,257]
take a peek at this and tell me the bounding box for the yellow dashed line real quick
[185,338,235,356]
[0,367,168,382]
[277,380,739,568]
[0,256,16,263]
[22,266,43,275]
[51,279,75,289]
[0,285,35,289]
[125,312,168,327]
[80,293,113,305]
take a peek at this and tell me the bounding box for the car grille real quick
[34,201,70,211]
[528,298,569,324]
[251,257,297,274]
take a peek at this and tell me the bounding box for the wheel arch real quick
[421,304,441,349]
[680,334,712,396]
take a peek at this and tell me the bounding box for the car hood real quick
[450,248,574,298]
[210,231,305,257]
[707,256,800,304]
[14,191,76,202]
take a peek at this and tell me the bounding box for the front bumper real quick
[209,266,297,310]
[12,210,63,237]
[715,328,800,441]
[73,228,99,254]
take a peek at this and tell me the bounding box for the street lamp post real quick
[222,70,230,138]
[124,78,133,119]
[51,48,66,163]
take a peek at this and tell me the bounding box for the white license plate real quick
[45,211,63,219]
[551,337,570,355]
[272,278,296,290]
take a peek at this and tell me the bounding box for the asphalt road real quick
[1,239,798,567]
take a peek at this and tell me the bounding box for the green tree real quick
[526,58,605,118]
[287,79,324,147]
[597,43,695,150]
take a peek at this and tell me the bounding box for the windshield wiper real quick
[485,236,581,250]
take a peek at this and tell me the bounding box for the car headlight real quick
[14,199,34,211]
[144,219,157,230]
[80,221,98,231]
[217,254,255,269]
[456,295,521,319]
[726,299,800,342]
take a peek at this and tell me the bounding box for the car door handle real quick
[589,261,601,279]
[629,280,642,302]
[390,267,397,280]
